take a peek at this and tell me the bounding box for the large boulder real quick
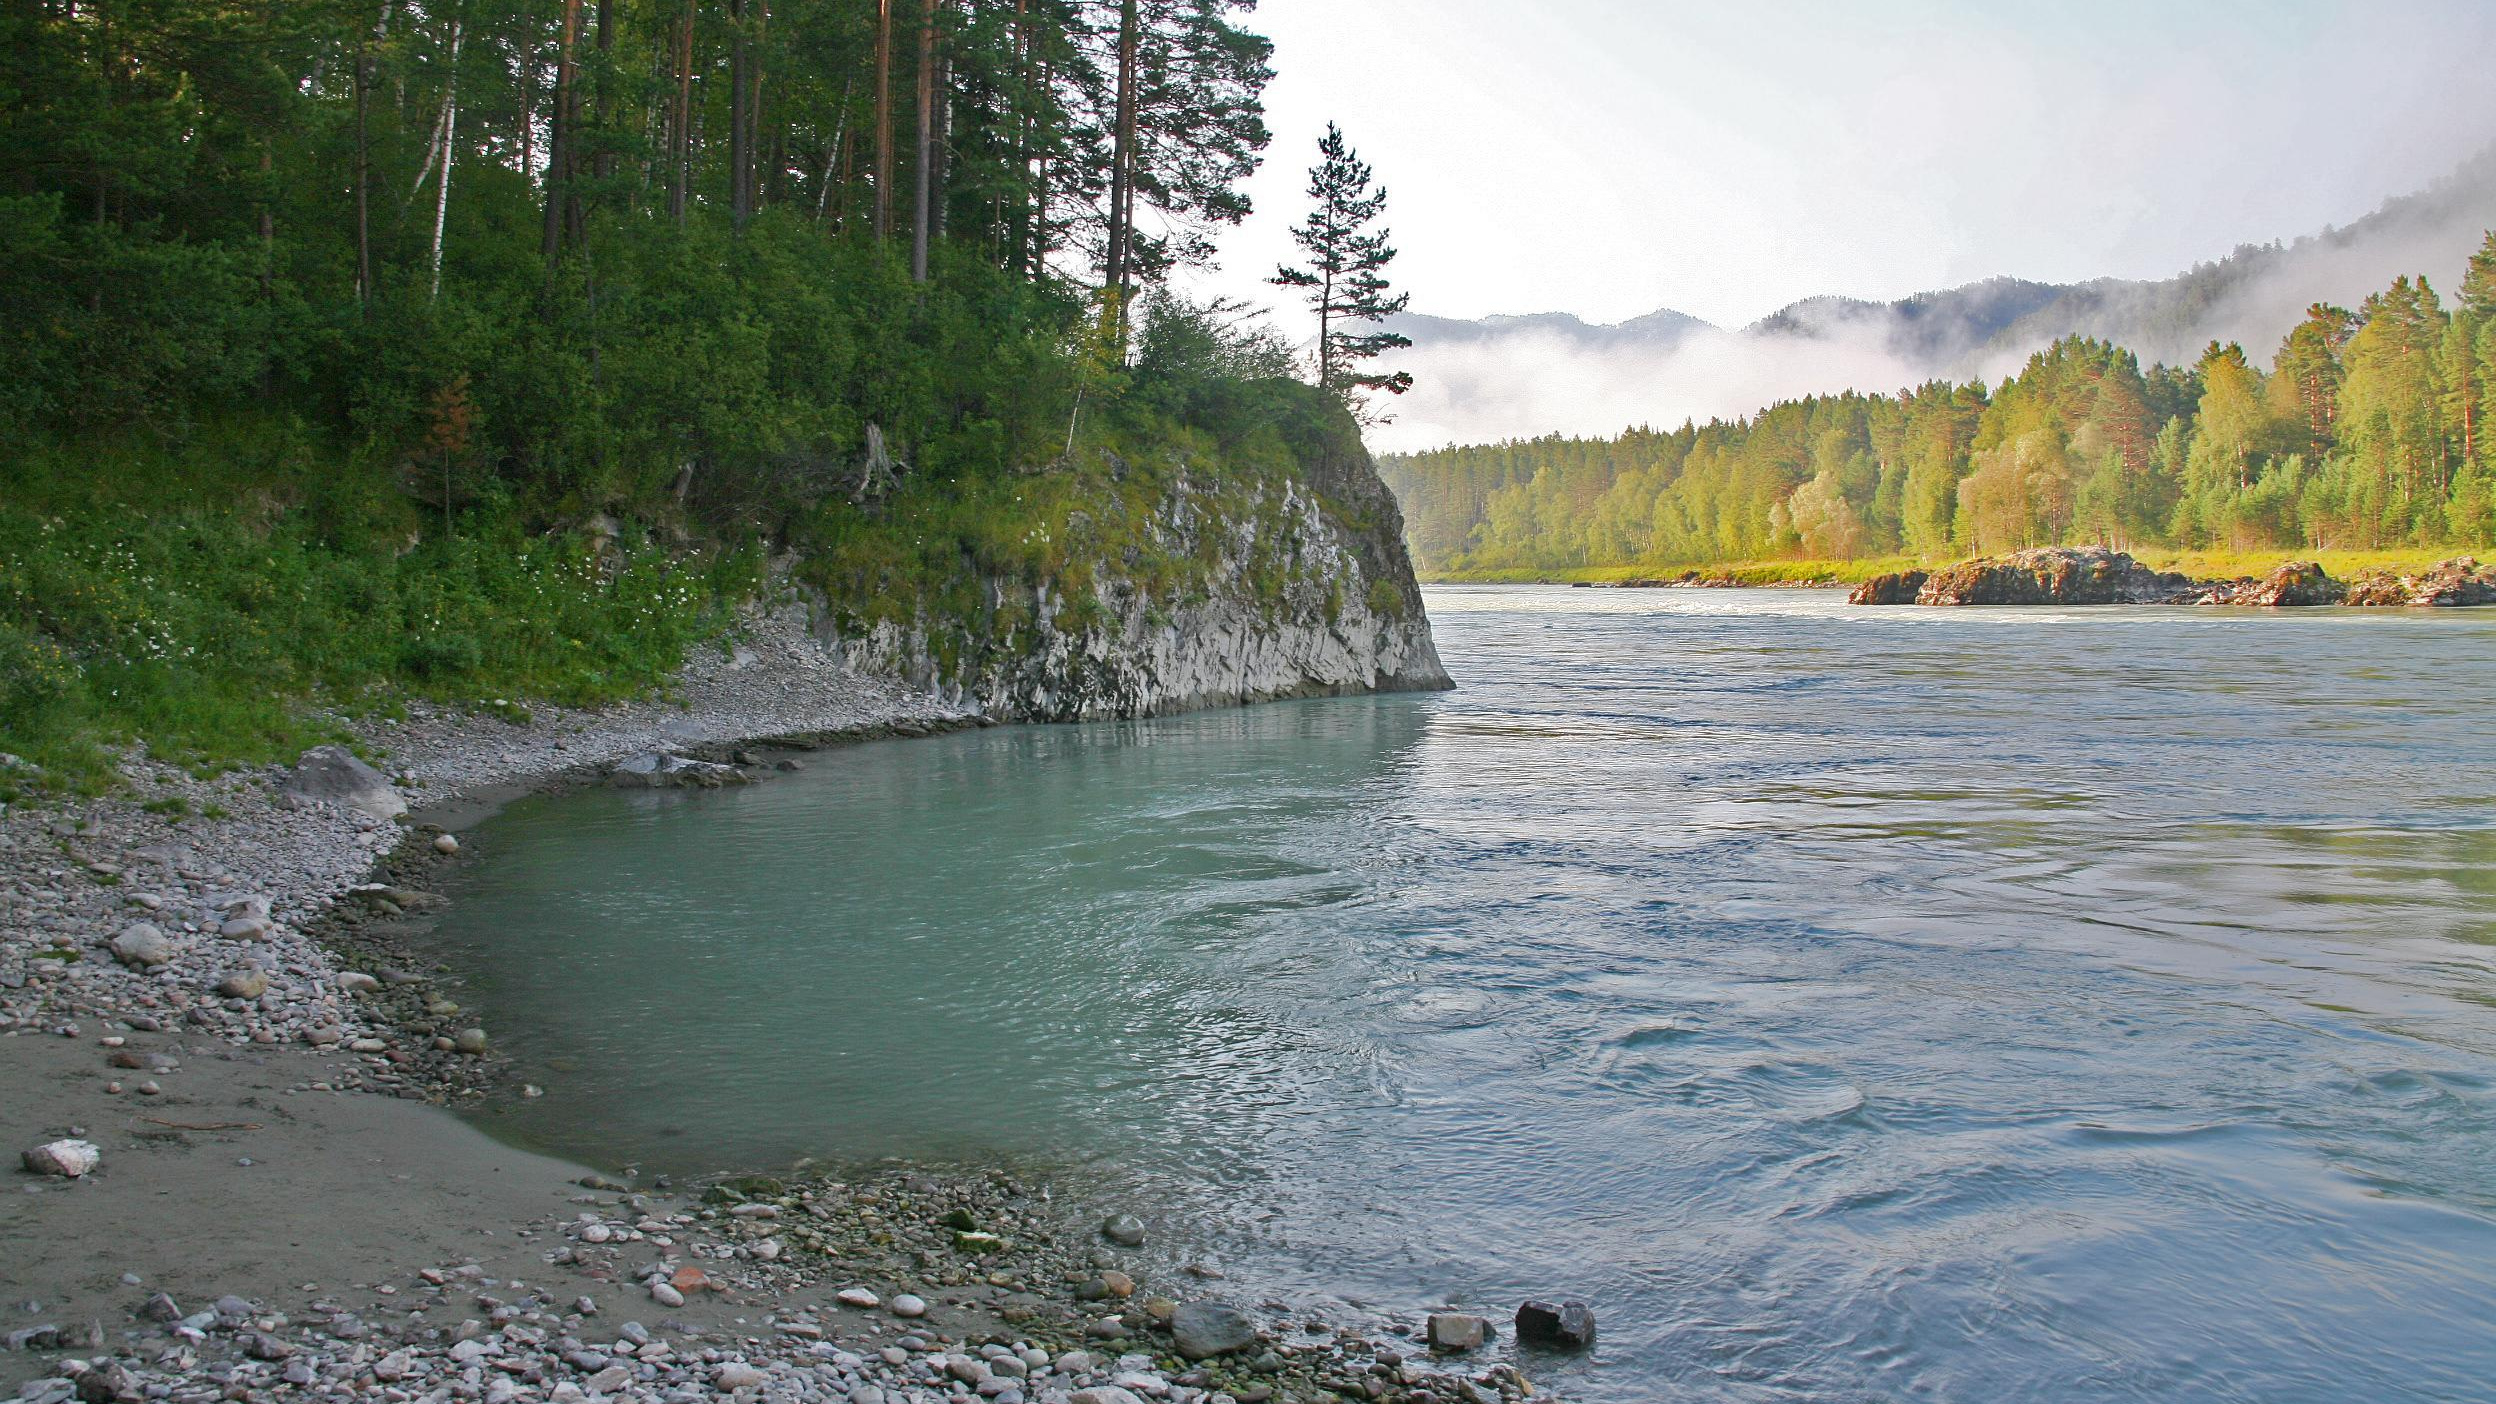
[109,923,173,970]
[1847,570,1928,605]
[1168,1301,1257,1360]
[1515,1299,1597,1349]
[609,753,751,789]
[2197,560,2344,607]
[281,745,407,820]
[1913,547,2195,606]
[22,1139,101,1178]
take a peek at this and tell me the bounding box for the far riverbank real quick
[1421,547,2468,588]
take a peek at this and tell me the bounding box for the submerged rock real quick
[1912,547,2195,606]
[609,752,752,789]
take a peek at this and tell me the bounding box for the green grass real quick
[0,419,757,800]
[793,386,1362,673]
[1,381,1377,804]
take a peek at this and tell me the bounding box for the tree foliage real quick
[0,0,1277,496]
[1383,233,2496,571]
[1272,122,1411,408]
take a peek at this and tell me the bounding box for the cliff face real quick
[815,434,1452,722]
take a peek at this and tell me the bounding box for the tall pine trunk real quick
[873,0,894,243]
[750,3,770,211]
[931,48,950,243]
[353,38,372,312]
[1103,0,1137,305]
[543,0,582,264]
[669,0,693,225]
[911,0,935,282]
[592,0,615,186]
[728,0,750,225]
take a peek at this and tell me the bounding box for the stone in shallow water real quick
[1074,1271,1134,1301]
[1513,1298,1596,1349]
[1169,1301,1255,1360]
[1100,1213,1147,1247]
[1426,1313,1488,1352]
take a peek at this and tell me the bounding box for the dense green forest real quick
[1382,238,2496,575]
[0,0,1374,791]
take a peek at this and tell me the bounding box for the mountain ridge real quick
[1380,142,2496,444]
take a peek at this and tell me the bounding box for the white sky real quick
[1189,0,2496,331]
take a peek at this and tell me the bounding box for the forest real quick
[0,0,1365,789]
[1381,239,2496,576]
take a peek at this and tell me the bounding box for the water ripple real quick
[428,586,2496,1403]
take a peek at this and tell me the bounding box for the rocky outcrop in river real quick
[1852,547,2196,606]
[1846,570,1928,605]
[2340,556,2496,606]
[2192,560,2344,606]
[824,441,1452,722]
[1853,549,2496,608]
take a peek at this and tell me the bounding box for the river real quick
[427,586,2496,1402]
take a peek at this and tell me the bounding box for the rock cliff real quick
[815,438,1451,722]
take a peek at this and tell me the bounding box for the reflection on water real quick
[432,587,2496,1403]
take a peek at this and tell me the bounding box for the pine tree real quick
[2462,229,2496,319]
[1272,123,1413,405]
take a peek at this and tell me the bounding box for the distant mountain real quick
[1391,307,1711,349]
[1376,144,2496,451]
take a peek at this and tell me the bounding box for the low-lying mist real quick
[1369,145,2496,454]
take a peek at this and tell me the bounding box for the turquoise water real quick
[432,587,2496,1402]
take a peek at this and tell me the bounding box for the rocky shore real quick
[1848,547,2496,608]
[1,595,1570,1404]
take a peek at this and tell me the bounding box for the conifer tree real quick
[1272,123,1413,405]
[2462,229,2496,319]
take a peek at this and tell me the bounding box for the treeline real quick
[1381,237,2496,572]
[1,0,1274,511]
[0,0,1354,789]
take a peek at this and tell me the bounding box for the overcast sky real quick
[1189,0,2496,331]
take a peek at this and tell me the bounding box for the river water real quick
[431,586,2496,1402]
